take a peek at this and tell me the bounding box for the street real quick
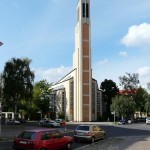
[0,122,150,150]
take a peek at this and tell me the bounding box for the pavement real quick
[74,135,150,150]
[1,122,150,150]
[68,122,150,150]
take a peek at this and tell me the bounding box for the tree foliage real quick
[2,58,34,114]
[100,79,119,119]
[0,73,3,99]
[119,72,140,90]
[133,87,147,112]
[33,79,52,118]
[144,93,150,115]
[111,95,135,119]
[147,82,150,90]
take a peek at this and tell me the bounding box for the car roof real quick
[25,128,58,133]
[77,124,99,127]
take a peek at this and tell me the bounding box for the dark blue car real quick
[119,119,127,125]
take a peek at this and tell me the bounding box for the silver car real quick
[74,125,106,143]
[146,117,150,125]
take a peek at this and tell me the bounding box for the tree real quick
[0,73,3,99]
[33,80,52,119]
[144,93,150,116]
[147,82,150,89]
[111,95,135,119]
[2,58,34,117]
[133,87,147,113]
[100,79,119,120]
[119,72,140,90]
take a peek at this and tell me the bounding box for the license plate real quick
[20,141,27,144]
[78,132,84,135]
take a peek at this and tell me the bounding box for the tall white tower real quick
[73,0,92,121]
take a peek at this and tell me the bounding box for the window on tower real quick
[77,7,79,22]
[82,3,86,17]
[82,3,89,18]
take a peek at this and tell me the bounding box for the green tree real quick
[119,72,140,91]
[33,80,52,118]
[100,79,119,120]
[111,95,135,119]
[144,93,150,116]
[133,87,148,113]
[0,73,3,99]
[2,58,34,117]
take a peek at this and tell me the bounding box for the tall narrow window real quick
[86,3,89,18]
[82,3,85,17]
[77,8,79,22]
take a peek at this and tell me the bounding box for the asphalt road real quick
[1,121,150,150]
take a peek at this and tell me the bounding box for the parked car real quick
[7,119,20,125]
[55,118,66,127]
[49,120,60,128]
[18,118,26,123]
[41,120,60,128]
[118,119,127,125]
[38,118,50,126]
[13,128,73,150]
[146,117,150,125]
[74,124,106,143]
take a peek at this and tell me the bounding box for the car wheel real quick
[91,136,95,143]
[66,142,72,150]
[74,138,78,142]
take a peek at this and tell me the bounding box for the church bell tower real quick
[73,0,92,122]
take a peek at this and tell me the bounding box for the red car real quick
[13,128,73,150]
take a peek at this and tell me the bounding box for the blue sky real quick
[0,0,150,91]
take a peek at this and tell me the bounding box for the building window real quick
[97,92,100,112]
[82,3,86,17]
[82,3,89,18]
[70,80,74,108]
[62,91,65,112]
[92,82,95,110]
[77,8,79,22]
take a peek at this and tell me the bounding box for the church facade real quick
[52,0,102,122]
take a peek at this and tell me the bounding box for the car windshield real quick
[18,131,37,140]
[76,126,89,131]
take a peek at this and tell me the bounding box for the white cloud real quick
[33,66,72,83]
[119,51,128,57]
[121,23,150,48]
[137,66,150,77]
[97,58,109,66]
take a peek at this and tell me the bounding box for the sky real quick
[0,0,150,91]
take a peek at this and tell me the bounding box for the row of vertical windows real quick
[92,82,95,108]
[82,3,89,18]
[97,93,100,112]
[70,80,74,108]
[62,92,65,112]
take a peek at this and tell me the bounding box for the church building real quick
[52,0,102,122]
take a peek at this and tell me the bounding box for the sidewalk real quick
[75,136,150,150]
